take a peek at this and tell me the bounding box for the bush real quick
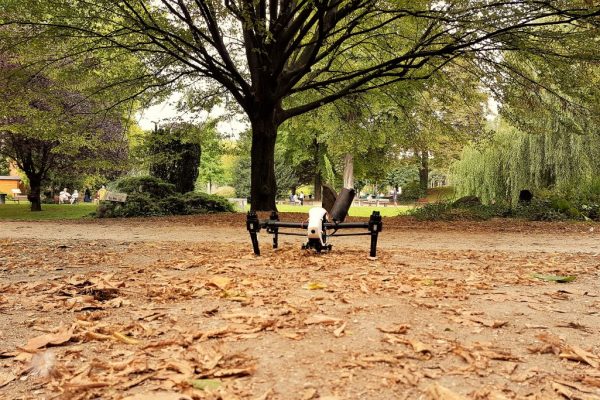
[96,193,161,218]
[96,176,233,218]
[115,176,176,198]
[411,195,592,222]
[159,195,188,215]
[401,181,426,201]
[410,201,510,221]
[213,186,236,198]
[182,192,235,213]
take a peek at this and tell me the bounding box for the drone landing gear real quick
[302,239,332,253]
[246,210,382,256]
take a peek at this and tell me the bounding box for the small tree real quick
[148,126,201,194]
[0,53,130,211]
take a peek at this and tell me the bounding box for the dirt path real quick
[1,217,599,254]
[1,216,600,400]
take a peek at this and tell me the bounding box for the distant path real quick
[1,218,598,254]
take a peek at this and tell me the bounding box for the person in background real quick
[70,190,79,204]
[97,185,108,203]
[59,188,71,204]
[299,191,305,205]
[84,188,92,202]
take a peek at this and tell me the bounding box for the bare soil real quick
[1,214,600,400]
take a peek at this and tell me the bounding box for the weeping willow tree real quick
[453,16,600,205]
[453,119,600,204]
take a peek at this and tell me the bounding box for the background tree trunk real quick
[312,138,322,201]
[418,150,429,191]
[314,172,322,201]
[343,153,354,189]
[250,119,278,211]
[27,174,42,211]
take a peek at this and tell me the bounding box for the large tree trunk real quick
[418,150,429,191]
[27,174,42,212]
[250,118,278,211]
[343,153,354,189]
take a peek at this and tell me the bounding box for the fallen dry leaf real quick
[377,324,410,334]
[560,345,600,368]
[428,382,468,400]
[208,276,232,290]
[123,392,193,400]
[304,314,342,325]
[20,324,74,352]
[333,322,347,337]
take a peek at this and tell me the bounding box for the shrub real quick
[97,193,161,218]
[401,181,426,201]
[182,192,235,213]
[411,196,591,222]
[159,195,187,215]
[96,176,233,217]
[410,201,510,221]
[115,176,176,198]
[213,186,236,198]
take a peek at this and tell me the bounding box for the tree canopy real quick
[1,0,598,209]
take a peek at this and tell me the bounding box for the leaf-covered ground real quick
[1,215,599,399]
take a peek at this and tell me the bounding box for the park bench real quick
[356,198,390,207]
[10,189,29,204]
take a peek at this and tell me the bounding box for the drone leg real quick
[368,211,383,258]
[270,211,279,249]
[250,232,260,255]
[369,230,379,258]
[246,211,261,255]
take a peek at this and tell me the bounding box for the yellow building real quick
[0,176,22,195]
[0,161,23,195]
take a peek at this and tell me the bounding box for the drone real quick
[246,187,383,257]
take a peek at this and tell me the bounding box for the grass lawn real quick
[0,203,97,220]
[0,202,412,221]
[254,203,413,217]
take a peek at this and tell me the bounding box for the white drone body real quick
[307,207,328,245]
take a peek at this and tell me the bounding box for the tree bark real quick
[343,153,354,189]
[250,118,278,211]
[27,174,42,212]
[418,150,429,191]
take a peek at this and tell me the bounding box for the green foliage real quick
[181,192,234,213]
[97,176,233,217]
[115,176,176,198]
[0,158,9,175]
[410,202,509,221]
[400,181,426,201]
[231,156,251,198]
[147,126,201,194]
[411,193,599,222]
[453,120,600,205]
[213,186,236,198]
[386,166,419,190]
